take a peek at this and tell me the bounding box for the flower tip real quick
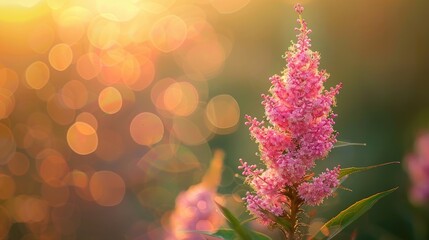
[294,3,304,15]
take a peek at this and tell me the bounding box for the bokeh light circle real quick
[76,52,102,80]
[67,121,98,155]
[163,81,199,116]
[7,152,30,176]
[87,16,121,49]
[75,112,98,130]
[25,61,50,89]
[89,171,126,207]
[49,43,73,71]
[205,94,240,133]
[0,67,19,93]
[130,112,164,146]
[38,153,69,187]
[98,87,123,114]
[150,15,187,53]
[60,80,88,110]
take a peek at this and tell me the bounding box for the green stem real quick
[284,187,304,240]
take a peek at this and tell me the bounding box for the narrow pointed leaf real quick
[216,203,252,240]
[334,141,366,148]
[259,208,291,231]
[311,187,398,240]
[241,217,257,225]
[339,162,399,179]
[196,229,273,240]
[192,229,237,239]
[249,231,272,240]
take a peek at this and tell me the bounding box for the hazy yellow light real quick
[205,94,240,133]
[0,89,15,120]
[0,0,47,22]
[123,56,155,91]
[210,0,250,14]
[76,52,102,80]
[87,17,121,49]
[184,39,225,79]
[25,61,50,89]
[0,0,41,8]
[27,23,55,54]
[49,43,73,71]
[60,80,88,110]
[150,15,187,53]
[0,68,19,93]
[56,6,92,44]
[163,82,199,116]
[138,144,200,172]
[141,0,176,14]
[96,0,139,22]
[172,117,213,145]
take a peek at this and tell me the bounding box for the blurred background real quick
[0,0,428,239]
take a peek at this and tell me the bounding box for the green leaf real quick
[249,230,272,240]
[240,217,257,225]
[216,203,252,240]
[334,141,366,148]
[311,187,398,240]
[193,229,237,239]
[195,229,273,240]
[338,162,399,179]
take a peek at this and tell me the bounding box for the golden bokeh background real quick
[0,0,246,239]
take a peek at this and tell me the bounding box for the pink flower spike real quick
[239,4,342,230]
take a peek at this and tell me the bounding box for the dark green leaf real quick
[240,217,257,225]
[311,187,398,240]
[195,229,273,240]
[194,229,237,239]
[216,203,252,240]
[249,230,272,240]
[338,162,399,179]
[334,141,366,148]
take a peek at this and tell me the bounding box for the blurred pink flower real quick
[405,133,429,204]
[240,3,341,226]
[168,150,224,240]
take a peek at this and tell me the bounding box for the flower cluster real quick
[405,132,429,204]
[240,4,342,227]
[168,150,224,240]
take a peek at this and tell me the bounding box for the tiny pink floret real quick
[294,3,304,14]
